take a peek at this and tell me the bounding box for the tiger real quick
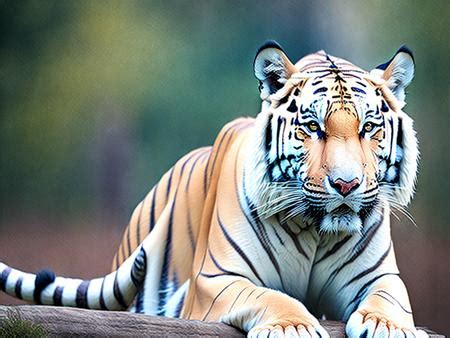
[0,40,427,338]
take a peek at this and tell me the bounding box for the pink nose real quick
[330,178,360,196]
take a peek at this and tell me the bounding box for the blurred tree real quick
[0,0,448,233]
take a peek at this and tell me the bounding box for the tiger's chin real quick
[319,205,362,234]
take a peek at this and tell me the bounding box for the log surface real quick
[0,305,443,337]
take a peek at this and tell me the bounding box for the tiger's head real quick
[248,41,418,233]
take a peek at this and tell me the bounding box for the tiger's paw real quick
[248,322,329,338]
[346,311,429,338]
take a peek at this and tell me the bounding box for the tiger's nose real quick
[329,177,361,196]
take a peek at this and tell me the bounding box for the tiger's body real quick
[0,42,426,337]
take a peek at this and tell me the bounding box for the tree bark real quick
[0,305,443,337]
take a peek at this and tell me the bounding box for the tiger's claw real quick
[346,311,430,338]
[248,323,329,338]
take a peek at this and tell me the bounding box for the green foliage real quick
[0,310,47,338]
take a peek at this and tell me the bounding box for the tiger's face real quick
[250,41,418,233]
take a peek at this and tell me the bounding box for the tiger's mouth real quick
[330,204,354,215]
[303,200,376,234]
[320,204,362,233]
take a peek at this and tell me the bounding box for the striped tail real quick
[0,246,147,310]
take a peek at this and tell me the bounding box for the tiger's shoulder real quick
[112,116,255,269]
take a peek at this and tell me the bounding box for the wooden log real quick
[0,305,443,337]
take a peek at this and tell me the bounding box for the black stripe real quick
[373,292,395,306]
[381,100,389,112]
[113,273,128,309]
[165,167,175,201]
[244,288,258,303]
[346,273,399,314]
[99,278,108,310]
[207,248,233,275]
[275,116,289,180]
[227,286,251,313]
[179,150,200,178]
[396,117,403,147]
[34,270,55,304]
[351,86,366,94]
[200,249,248,280]
[0,267,11,292]
[271,225,285,246]
[168,149,200,254]
[277,95,289,106]
[157,195,177,314]
[53,286,64,306]
[325,54,338,68]
[275,214,309,259]
[303,186,328,195]
[136,201,144,245]
[256,290,268,299]
[200,272,245,279]
[315,235,352,264]
[185,149,209,193]
[187,209,196,253]
[217,214,264,285]
[135,289,144,313]
[76,280,90,308]
[356,81,367,88]
[14,277,23,299]
[265,113,273,153]
[130,247,147,287]
[126,225,132,258]
[120,240,126,266]
[313,87,328,94]
[340,242,392,290]
[388,117,395,162]
[287,100,298,113]
[115,253,120,271]
[174,290,186,318]
[373,290,412,314]
[149,184,158,232]
[201,280,240,320]
[341,72,365,80]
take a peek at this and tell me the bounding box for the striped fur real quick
[0,246,147,310]
[1,42,426,337]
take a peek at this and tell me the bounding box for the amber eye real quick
[307,121,320,132]
[363,122,374,132]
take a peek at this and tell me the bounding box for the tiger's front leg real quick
[187,276,329,338]
[346,274,428,338]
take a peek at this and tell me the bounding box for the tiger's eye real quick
[308,121,319,132]
[363,122,374,132]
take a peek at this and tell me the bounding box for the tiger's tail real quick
[0,244,148,310]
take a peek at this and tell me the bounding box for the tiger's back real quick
[112,118,254,315]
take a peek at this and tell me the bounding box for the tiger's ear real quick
[254,40,296,101]
[371,46,415,105]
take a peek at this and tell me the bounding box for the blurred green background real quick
[0,0,449,335]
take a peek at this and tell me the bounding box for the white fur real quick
[394,112,419,205]
[244,110,273,208]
